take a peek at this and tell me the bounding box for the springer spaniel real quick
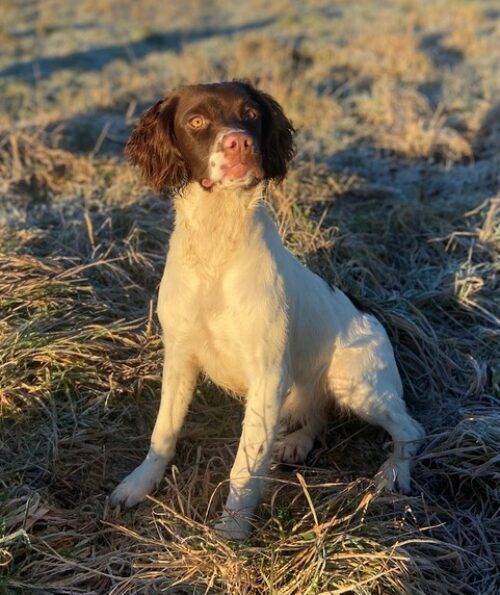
[110,81,425,539]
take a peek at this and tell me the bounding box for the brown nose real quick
[222,132,253,154]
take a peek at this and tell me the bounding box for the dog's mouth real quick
[224,162,256,180]
[201,161,263,190]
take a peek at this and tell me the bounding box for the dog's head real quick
[126,81,296,193]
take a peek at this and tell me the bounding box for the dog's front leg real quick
[215,368,288,540]
[111,348,198,508]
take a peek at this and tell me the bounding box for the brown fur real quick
[241,84,296,182]
[125,95,188,193]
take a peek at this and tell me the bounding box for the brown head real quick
[125,81,296,193]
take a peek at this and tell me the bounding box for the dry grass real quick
[1,0,499,593]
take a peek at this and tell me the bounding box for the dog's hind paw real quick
[375,457,413,495]
[276,428,314,465]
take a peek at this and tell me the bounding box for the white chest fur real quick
[157,183,288,394]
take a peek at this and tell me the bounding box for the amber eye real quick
[188,115,207,129]
[244,107,259,121]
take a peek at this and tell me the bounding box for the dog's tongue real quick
[201,178,213,189]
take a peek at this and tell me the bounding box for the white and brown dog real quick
[111,81,424,539]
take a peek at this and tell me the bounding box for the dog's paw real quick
[276,429,313,465]
[375,457,412,495]
[213,513,252,541]
[110,457,166,509]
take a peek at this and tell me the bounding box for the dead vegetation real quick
[0,1,499,593]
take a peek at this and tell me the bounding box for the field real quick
[0,0,499,593]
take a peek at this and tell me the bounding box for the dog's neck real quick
[172,181,266,275]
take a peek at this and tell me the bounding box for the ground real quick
[0,0,499,593]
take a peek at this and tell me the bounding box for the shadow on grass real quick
[419,31,464,68]
[45,101,151,157]
[0,18,276,80]
[415,30,464,108]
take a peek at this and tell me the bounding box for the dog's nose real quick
[222,132,253,153]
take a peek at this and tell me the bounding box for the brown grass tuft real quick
[347,28,434,83]
[355,79,473,162]
[0,132,95,198]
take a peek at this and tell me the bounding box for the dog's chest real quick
[192,276,267,395]
[159,267,267,395]
[164,263,286,396]
[160,200,289,395]
[197,327,249,395]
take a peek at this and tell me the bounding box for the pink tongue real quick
[201,178,213,188]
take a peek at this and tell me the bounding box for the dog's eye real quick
[243,108,259,121]
[188,115,207,129]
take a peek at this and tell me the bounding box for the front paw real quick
[213,513,252,541]
[110,456,166,509]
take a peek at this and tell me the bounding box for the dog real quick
[110,81,425,539]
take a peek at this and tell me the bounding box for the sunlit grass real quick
[0,0,499,593]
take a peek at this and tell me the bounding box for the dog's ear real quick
[125,94,188,193]
[242,83,296,182]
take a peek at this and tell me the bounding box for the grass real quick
[0,0,499,593]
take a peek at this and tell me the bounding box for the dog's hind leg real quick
[327,345,425,494]
[353,394,424,494]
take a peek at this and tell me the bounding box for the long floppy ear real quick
[125,94,188,193]
[241,83,296,182]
